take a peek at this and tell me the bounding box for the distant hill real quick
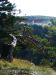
[24,16,56,26]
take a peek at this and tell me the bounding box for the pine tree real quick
[0,0,16,42]
[0,0,16,61]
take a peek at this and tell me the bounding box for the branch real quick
[9,34,17,47]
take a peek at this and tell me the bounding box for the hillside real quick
[0,59,56,75]
[23,15,56,25]
[0,59,33,69]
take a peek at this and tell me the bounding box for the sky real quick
[8,0,56,17]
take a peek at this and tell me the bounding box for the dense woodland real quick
[0,0,56,69]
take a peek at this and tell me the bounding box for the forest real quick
[0,0,56,75]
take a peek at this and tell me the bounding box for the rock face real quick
[0,34,17,61]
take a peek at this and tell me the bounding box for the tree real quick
[0,0,15,33]
[0,0,17,61]
[50,19,56,25]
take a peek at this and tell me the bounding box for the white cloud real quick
[9,0,56,17]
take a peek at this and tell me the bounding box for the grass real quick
[30,66,56,75]
[0,58,32,69]
[11,59,32,69]
[0,59,56,75]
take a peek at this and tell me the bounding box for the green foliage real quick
[15,16,27,22]
[50,19,56,25]
[0,0,16,44]
[14,24,56,66]
[0,0,56,67]
[40,59,51,66]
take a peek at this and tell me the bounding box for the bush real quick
[40,58,53,66]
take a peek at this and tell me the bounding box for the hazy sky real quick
[9,0,56,16]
